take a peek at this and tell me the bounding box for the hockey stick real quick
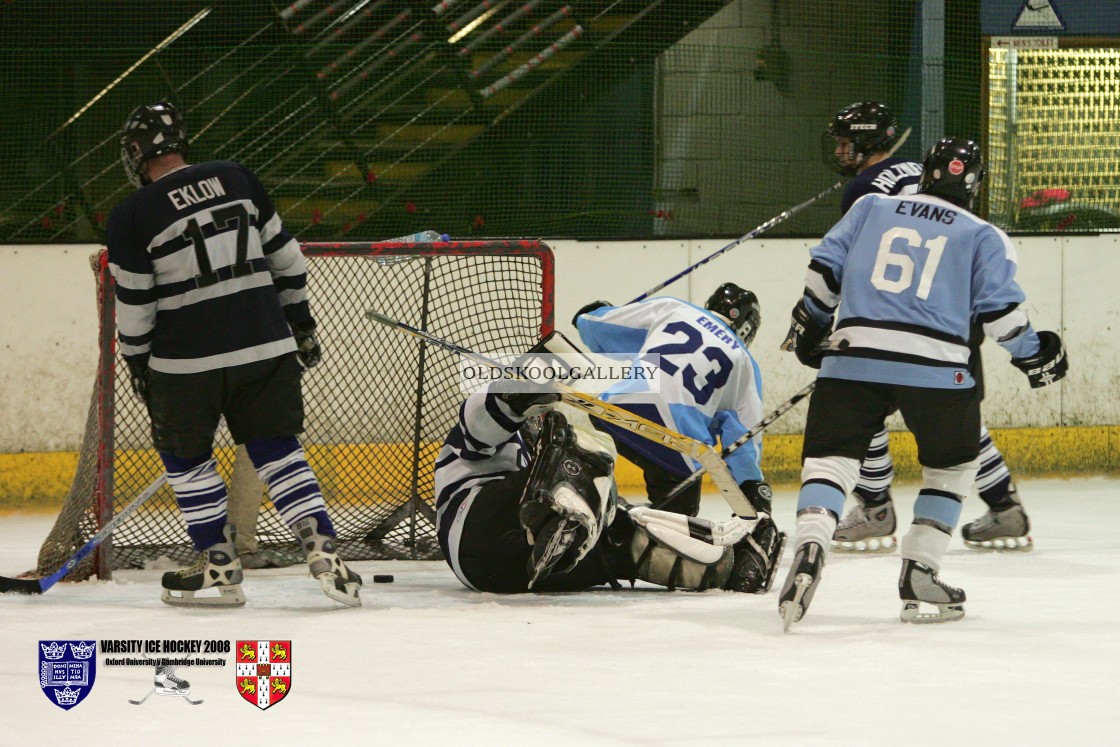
[658,381,817,506]
[629,126,912,303]
[366,310,756,517]
[129,689,155,706]
[0,474,168,595]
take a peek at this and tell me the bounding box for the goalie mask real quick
[822,101,899,176]
[705,282,761,348]
[120,101,190,188]
[919,137,985,211]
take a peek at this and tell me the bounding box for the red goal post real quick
[35,240,554,579]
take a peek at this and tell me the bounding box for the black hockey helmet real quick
[822,101,899,176]
[918,137,985,211]
[705,283,761,348]
[119,101,189,188]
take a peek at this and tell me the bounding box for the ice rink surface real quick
[1,476,1117,746]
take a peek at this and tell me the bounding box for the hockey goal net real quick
[35,240,554,579]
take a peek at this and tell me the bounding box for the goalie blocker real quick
[434,385,785,594]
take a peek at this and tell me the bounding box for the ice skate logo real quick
[562,459,582,477]
[235,640,291,710]
[38,640,96,710]
[129,664,203,706]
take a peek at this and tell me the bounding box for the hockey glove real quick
[1011,330,1068,389]
[571,300,611,328]
[737,480,773,516]
[290,321,322,369]
[125,357,152,405]
[780,298,832,369]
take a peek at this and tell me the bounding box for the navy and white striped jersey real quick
[434,391,532,582]
[802,192,1041,389]
[841,157,922,215]
[575,297,765,483]
[107,160,310,374]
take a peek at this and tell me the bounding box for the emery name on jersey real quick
[433,390,532,588]
[575,298,765,482]
[802,192,1041,389]
[107,160,309,374]
[841,157,923,215]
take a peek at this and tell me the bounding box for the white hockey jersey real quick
[575,297,765,482]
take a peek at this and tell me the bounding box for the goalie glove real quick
[780,298,832,369]
[1011,330,1068,389]
[290,320,322,369]
[125,357,152,405]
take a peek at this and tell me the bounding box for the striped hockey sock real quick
[975,424,1015,509]
[245,436,335,536]
[159,451,230,551]
[855,428,894,505]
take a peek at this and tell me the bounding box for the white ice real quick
[1,477,1117,745]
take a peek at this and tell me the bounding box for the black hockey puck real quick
[372,574,395,583]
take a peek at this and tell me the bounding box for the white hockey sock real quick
[901,523,953,571]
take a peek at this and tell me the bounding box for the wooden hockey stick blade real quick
[367,310,754,516]
[628,127,912,304]
[659,381,817,505]
[0,474,167,595]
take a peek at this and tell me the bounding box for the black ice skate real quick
[294,516,363,607]
[778,541,825,633]
[832,492,897,553]
[129,665,203,705]
[961,485,1032,551]
[161,524,245,607]
[899,559,965,624]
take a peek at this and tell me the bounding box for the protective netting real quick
[2,1,1117,243]
[35,240,553,578]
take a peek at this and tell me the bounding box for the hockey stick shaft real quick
[366,310,756,517]
[630,127,912,304]
[0,473,168,595]
[659,381,817,503]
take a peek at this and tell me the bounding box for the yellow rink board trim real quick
[2,426,1118,511]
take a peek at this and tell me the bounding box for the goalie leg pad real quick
[520,411,616,586]
[628,507,739,591]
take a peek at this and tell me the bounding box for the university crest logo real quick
[234,640,291,710]
[39,640,96,710]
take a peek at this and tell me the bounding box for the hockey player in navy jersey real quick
[434,374,781,595]
[107,101,361,608]
[825,102,1034,553]
[778,138,1067,629]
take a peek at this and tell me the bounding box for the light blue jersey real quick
[802,192,1041,389]
[576,297,765,482]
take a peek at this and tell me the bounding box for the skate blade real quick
[900,601,965,624]
[161,584,246,608]
[317,573,362,608]
[779,574,813,633]
[831,535,897,554]
[964,535,1033,552]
